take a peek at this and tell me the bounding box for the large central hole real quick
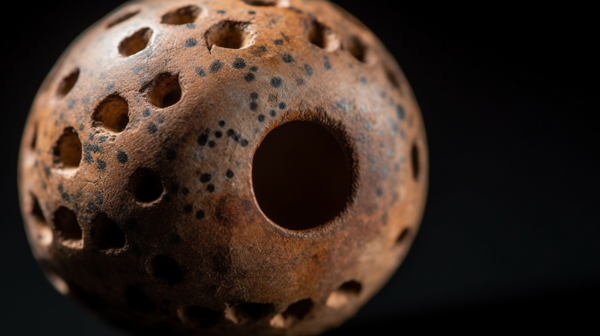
[252,121,352,230]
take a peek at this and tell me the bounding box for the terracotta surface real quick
[17,0,428,335]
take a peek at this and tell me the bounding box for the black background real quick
[1,1,598,334]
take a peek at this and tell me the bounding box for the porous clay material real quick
[18,0,428,335]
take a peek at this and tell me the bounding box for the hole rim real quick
[118,27,153,57]
[225,302,275,324]
[251,117,358,233]
[240,0,280,6]
[269,298,314,328]
[385,65,401,90]
[325,280,362,309]
[161,5,202,25]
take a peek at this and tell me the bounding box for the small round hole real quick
[241,0,279,6]
[92,213,126,250]
[107,9,140,28]
[307,19,339,51]
[53,127,82,172]
[125,286,156,312]
[345,36,371,63]
[92,94,129,133]
[119,27,153,57]
[53,206,82,246]
[161,5,201,25]
[178,306,222,328]
[129,168,164,203]
[144,73,182,108]
[396,228,410,245]
[225,302,274,324]
[326,280,362,309]
[270,299,313,328]
[150,255,182,285]
[411,141,420,181]
[57,68,79,98]
[252,121,353,231]
[385,66,401,90]
[205,21,253,50]
[31,194,52,245]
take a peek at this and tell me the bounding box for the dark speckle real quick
[196,210,205,219]
[185,38,197,47]
[244,73,256,82]
[96,159,107,170]
[296,78,304,85]
[396,105,405,120]
[279,102,287,110]
[210,60,223,73]
[232,58,246,69]
[226,170,235,179]
[324,56,331,70]
[250,66,258,72]
[360,77,367,85]
[376,188,383,197]
[186,23,195,29]
[281,53,294,63]
[274,39,283,45]
[98,136,108,143]
[198,133,208,146]
[240,139,249,147]
[258,114,265,122]
[117,150,128,164]
[215,131,223,138]
[270,110,277,117]
[364,121,372,130]
[219,120,225,127]
[79,124,84,131]
[184,204,193,213]
[250,102,258,111]
[270,77,282,88]
[304,64,313,76]
[166,150,177,161]
[217,10,226,14]
[208,141,216,148]
[157,115,166,124]
[200,173,212,183]
[259,46,267,53]
[84,143,103,154]
[182,187,190,195]
[143,108,152,117]
[248,10,256,15]
[207,185,215,193]
[250,92,259,100]
[196,67,206,77]
[84,153,93,164]
[148,124,158,134]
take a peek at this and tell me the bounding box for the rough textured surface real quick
[17,0,428,335]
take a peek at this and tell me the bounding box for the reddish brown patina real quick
[18,0,428,335]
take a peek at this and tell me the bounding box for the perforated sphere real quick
[18,0,428,335]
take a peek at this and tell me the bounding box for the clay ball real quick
[18,0,428,335]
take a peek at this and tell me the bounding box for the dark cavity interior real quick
[252,121,352,230]
[53,206,82,241]
[146,73,182,108]
[151,255,182,285]
[57,68,79,98]
[161,5,201,25]
[119,27,153,57]
[53,127,82,169]
[93,213,126,250]
[205,21,252,50]
[411,141,420,181]
[129,168,164,202]
[242,0,279,6]
[92,94,129,133]
[107,9,140,28]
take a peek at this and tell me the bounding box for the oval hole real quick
[57,68,79,98]
[326,280,362,309]
[150,255,182,285]
[92,94,129,133]
[107,9,140,28]
[242,0,279,6]
[144,73,182,108]
[92,213,126,250]
[129,167,164,203]
[225,302,274,324]
[53,206,83,248]
[161,5,201,25]
[307,19,339,51]
[205,21,252,50]
[252,121,353,230]
[411,141,420,181]
[53,127,82,173]
[270,298,313,328]
[119,27,153,57]
[345,36,370,63]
